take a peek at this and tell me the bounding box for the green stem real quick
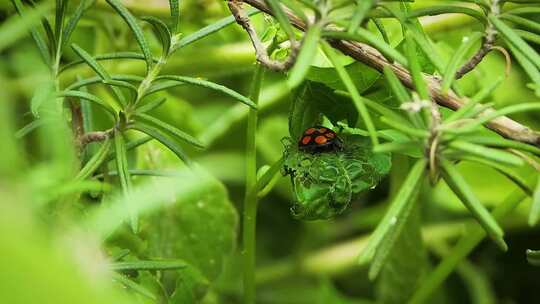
[243,64,264,304]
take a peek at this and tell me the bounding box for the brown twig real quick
[227,0,300,72]
[80,129,113,146]
[455,28,496,80]
[238,0,540,147]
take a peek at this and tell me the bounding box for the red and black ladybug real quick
[298,126,342,153]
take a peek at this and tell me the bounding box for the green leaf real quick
[134,113,204,148]
[527,249,540,266]
[71,44,128,106]
[440,32,482,93]
[110,260,187,271]
[106,0,153,71]
[306,61,380,94]
[66,74,143,91]
[129,121,192,165]
[528,176,540,226]
[0,1,51,52]
[404,31,429,100]
[135,97,167,114]
[57,90,117,118]
[288,83,319,139]
[30,81,55,118]
[11,0,52,66]
[507,43,540,96]
[15,119,47,138]
[113,129,137,233]
[61,0,89,51]
[75,139,112,181]
[174,8,260,50]
[448,140,524,167]
[323,30,408,66]
[60,52,156,74]
[112,273,156,301]
[375,203,428,303]
[170,267,210,303]
[348,0,375,33]
[321,41,378,146]
[287,22,322,88]
[358,159,427,265]
[490,15,540,70]
[155,75,257,108]
[143,171,238,282]
[169,0,180,33]
[440,159,507,251]
[408,5,485,22]
[501,14,540,35]
[265,0,296,39]
[141,16,172,57]
[54,0,68,48]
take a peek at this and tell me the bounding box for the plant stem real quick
[243,64,264,304]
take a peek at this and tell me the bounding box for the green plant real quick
[2,0,540,303]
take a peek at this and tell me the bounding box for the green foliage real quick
[282,134,391,220]
[3,0,540,303]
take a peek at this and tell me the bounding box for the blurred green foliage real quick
[1,0,540,304]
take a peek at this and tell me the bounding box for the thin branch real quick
[239,0,540,147]
[455,28,496,80]
[227,0,300,72]
[81,129,114,146]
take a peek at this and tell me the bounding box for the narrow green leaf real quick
[71,44,128,106]
[507,43,540,96]
[527,249,540,266]
[448,140,524,166]
[358,159,427,265]
[515,29,540,45]
[321,41,378,146]
[445,76,504,124]
[380,116,429,138]
[323,30,408,66]
[383,66,410,104]
[287,22,322,88]
[489,15,540,70]
[408,6,485,22]
[60,52,157,73]
[252,157,284,197]
[104,136,154,163]
[441,159,507,251]
[112,273,156,301]
[174,8,260,50]
[11,0,52,66]
[110,260,186,271]
[57,90,117,118]
[55,0,68,48]
[404,23,445,74]
[452,103,540,133]
[61,0,89,50]
[66,74,143,91]
[106,0,153,71]
[144,81,186,96]
[155,75,257,108]
[15,119,47,138]
[75,139,112,181]
[40,15,56,55]
[404,31,429,100]
[134,113,204,148]
[142,16,172,57]
[348,0,375,33]
[168,0,180,33]
[113,129,137,233]
[501,14,540,34]
[129,122,192,165]
[265,0,295,39]
[528,177,540,226]
[441,32,482,93]
[135,97,167,114]
[462,135,540,156]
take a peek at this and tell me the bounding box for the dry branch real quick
[237,0,540,147]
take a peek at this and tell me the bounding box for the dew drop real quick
[390,216,397,225]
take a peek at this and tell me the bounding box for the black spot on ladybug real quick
[298,125,342,153]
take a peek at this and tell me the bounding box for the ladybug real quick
[298,126,342,153]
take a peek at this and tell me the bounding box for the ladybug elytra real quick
[298,126,342,153]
